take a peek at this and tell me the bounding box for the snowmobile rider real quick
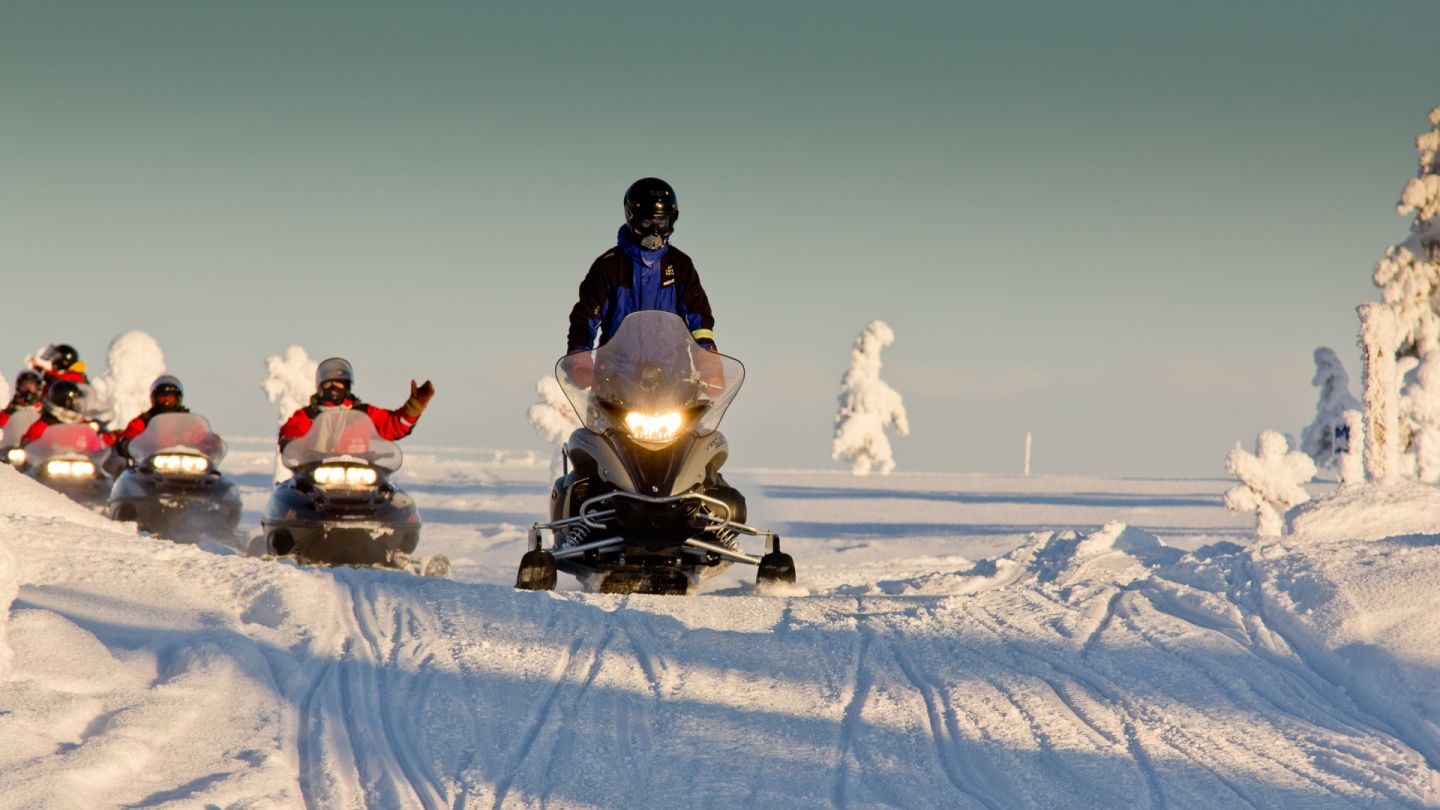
[19,380,114,450]
[565,177,718,389]
[0,371,44,430]
[113,375,211,461]
[34,343,89,391]
[277,358,435,450]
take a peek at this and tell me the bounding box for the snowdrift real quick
[4,457,1440,807]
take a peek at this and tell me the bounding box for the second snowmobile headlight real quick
[6,448,25,465]
[153,454,209,474]
[314,465,378,488]
[625,410,683,443]
[45,459,95,477]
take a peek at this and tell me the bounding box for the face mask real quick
[319,381,350,406]
[636,217,670,250]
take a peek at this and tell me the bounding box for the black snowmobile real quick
[517,310,796,595]
[20,422,115,509]
[259,408,447,575]
[106,412,241,541]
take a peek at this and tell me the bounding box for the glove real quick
[565,350,595,389]
[404,380,435,419]
[697,348,725,395]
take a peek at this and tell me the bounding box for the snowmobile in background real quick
[517,310,796,595]
[19,422,115,509]
[258,408,447,576]
[1,410,42,467]
[106,413,241,542]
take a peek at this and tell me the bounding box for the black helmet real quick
[624,177,678,247]
[42,343,80,373]
[45,380,85,422]
[13,371,42,405]
[150,374,184,408]
[315,357,354,406]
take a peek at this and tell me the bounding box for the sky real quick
[0,0,1435,476]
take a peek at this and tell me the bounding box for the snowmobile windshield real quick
[280,408,403,472]
[24,424,111,465]
[0,410,40,451]
[556,310,745,437]
[127,413,228,467]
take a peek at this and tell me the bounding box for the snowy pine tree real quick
[832,321,909,475]
[1300,347,1361,470]
[1359,302,1402,481]
[527,374,581,477]
[89,331,167,428]
[1401,354,1440,481]
[262,346,317,484]
[1373,106,1440,364]
[1373,107,1440,474]
[1225,430,1317,538]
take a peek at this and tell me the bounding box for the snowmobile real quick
[19,422,115,509]
[1,409,42,467]
[106,412,242,542]
[517,310,796,595]
[259,408,447,575]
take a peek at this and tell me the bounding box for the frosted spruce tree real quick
[89,331,167,428]
[1224,430,1317,538]
[1300,347,1362,471]
[527,374,581,477]
[1374,107,1440,471]
[262,346,317,484]
[832,320,909,475]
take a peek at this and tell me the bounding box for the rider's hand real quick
[404,380,435,419]
[565,350,595,389]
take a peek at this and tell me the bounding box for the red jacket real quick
[40,368,89,388]
[278,396,417,448]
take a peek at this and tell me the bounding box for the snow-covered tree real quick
[89,331,167,428]
[262,346,317,484]
[0,371,9,409]
[832,320,909,475]
[1300,347,1361,470]
[1373,106,1440,364]
[1358,302,1402,481]
[1225,430,1317,538]
[1400,354,1440,482]
[527,374,581,476]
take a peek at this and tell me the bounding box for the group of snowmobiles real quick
[4,311,795,593]
[2,393,244,542]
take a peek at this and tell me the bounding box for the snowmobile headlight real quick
[625,410,683,443]
[313,464,378,488]
[45,459,95,477]
[153,453,209,474]
[6,448,25,465]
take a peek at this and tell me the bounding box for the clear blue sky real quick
[1,1,1434,476]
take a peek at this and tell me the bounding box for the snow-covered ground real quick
[4,442,1440,808]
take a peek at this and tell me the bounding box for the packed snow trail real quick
[3,458,1440,806]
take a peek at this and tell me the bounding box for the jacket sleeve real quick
[365,404,417,442]
[278,408,312,449]
[115,415,147,456]
[0,409,9,429]
[679,263,717,350]
[566,252,615,352]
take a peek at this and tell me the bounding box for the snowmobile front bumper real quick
[262,518,421,568]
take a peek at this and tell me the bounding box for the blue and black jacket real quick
[566,226,717,352]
